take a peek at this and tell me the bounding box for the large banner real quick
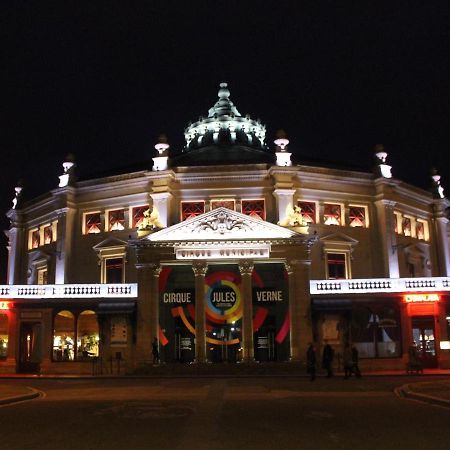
[252,263,290,362]
[159,266,196,363]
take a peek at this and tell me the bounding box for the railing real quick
[310,277,450,295]
[0,284,138,299]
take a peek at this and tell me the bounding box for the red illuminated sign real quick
[404,294,440,303]
[0,301,9,310]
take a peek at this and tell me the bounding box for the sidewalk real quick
[0,384,41,406]
[397,379,450,408]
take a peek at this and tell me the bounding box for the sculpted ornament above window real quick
[196,210,251,235]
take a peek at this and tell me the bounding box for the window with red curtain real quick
[324,204,341,225]
[402,217,411,236]
[108,209,125,231]
[43,225,53,244]
[349,206,366,227]
[181,201,205,221]
[298,201,316,224]
[132,206,148,228]
[31,230,40,248]
[416,221,425,240]
[85,213,102,234]
[241,200,265,220]
[327,253,346,279]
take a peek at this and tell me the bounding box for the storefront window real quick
[53,311,75,361]
[351,305,400,358]
[77,311,99,359]
[0,313,8,359]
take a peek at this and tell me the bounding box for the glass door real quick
[412,316,437,368]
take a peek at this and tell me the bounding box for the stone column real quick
[374,199,399,278]
[239,260,255,363]
[5,209,25,284]
[55,206,76,283]
[192,261,208,363]
[399,302,412,363]
[432,200,450,276]
[273,189,296,224]
[151,192,173,228]
[135,263,160,364]
[289,260,313,363]
[436,301,450,368]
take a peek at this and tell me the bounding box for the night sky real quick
[1,2,449,282]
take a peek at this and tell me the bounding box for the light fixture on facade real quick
[152,134,170,171]
[374,144,392,179]
[274,129,292,167]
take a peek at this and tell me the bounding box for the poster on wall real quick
[110,317,127,346]
[252,263,290,362]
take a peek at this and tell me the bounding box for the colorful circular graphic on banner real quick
[205,272,242,324]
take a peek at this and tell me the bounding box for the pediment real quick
[146,207,300,242]
[319,232,359,246]
[28,249,51,264]
[93,237,128,251]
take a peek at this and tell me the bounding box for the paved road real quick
[1,377,450,450]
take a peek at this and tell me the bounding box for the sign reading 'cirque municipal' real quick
[175,245,270,260]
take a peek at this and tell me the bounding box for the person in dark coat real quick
[306,343,317,381]
[351,345,361,378]
[322,341,334,378]
[343,343,353,379]
[152,337,160,364]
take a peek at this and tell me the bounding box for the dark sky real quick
[1,2,449,282]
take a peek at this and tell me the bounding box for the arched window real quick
[0,313,8,359]
[77,310,99,359]
[53,311,75,361]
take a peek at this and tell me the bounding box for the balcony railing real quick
[0,284,138,299]
[310,277,450,295]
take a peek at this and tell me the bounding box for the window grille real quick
[181,201,205,221]
[132,206,148,228]
[349,206,366,227]
[85,213,102,234]
[298,201,316,224]
[324,204,341,225]
[108,209,125,231]
[241,199,265,220]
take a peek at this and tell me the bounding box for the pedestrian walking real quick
[351,345,362,378]
[322,341,334,378]
[343,343,353,379]
[152,337,160,365]
[306,342,317,381]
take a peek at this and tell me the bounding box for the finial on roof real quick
[374,144,392,179]
[58,154,76,188]
[153,134,170,171]
[274,129,289,151]
[12,180,23,209]
[431,168,445,199]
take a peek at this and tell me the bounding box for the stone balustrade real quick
[310,277,450,295]
[0,283,138,298]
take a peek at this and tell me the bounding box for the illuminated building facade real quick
[1,83,450,374]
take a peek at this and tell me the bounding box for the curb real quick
[396,383,450,409]
[0,387,41,406]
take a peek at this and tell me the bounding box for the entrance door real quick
[19,322,41,373]
[412,317,437,368]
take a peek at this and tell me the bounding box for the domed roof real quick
[172,83,273,166]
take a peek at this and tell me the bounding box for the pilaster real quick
[151,192,173,228]
[374,199,400,278]
[273,189,296,225]
[239,260,255,362]
[192,261,208,363]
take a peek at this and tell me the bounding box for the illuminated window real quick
[326,253,347,279]
[85,212,102,234]
[324,204,342,226]
[402,217,412,236]
[351,305,401,358]
[108,209,125,231]
[43,225,53,244]
[37,267,48,285]
[211,199,235,211]
[53,311,75,361]
[29,229,40,249]
[416,220,429,241]
[416,221,424,240]
[77,310,99,359]
[349,206,367,228]
[241,199,265,220]
[181,201,205,221]
[131,206,148,228]
[0,313,8,359]
[298,201,316,224]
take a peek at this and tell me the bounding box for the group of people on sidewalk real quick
[306,341,362,381]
